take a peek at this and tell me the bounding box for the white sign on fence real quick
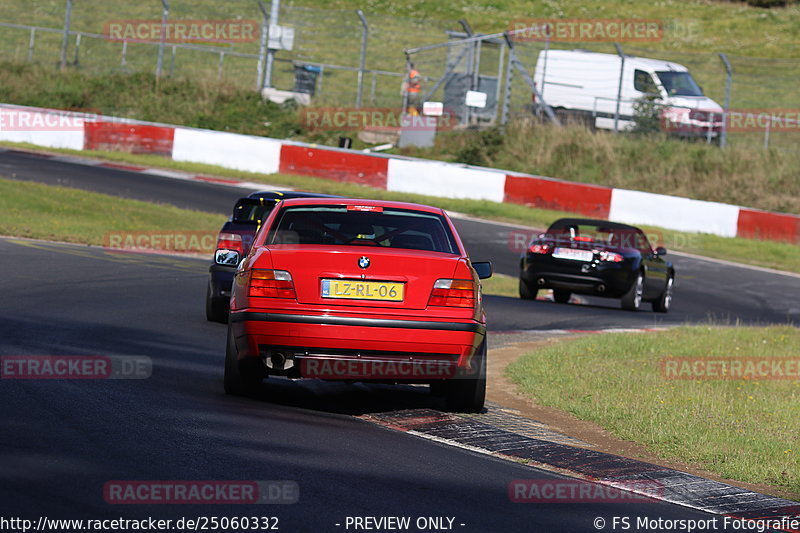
[269,24,295,50]
[465,90,487,108]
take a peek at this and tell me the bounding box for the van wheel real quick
[442,340,486,413]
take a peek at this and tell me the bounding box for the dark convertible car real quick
[518,218,674,312]
[206,190,341,322]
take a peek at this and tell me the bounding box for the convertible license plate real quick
[321,279,404,301]
[552,247,594,262]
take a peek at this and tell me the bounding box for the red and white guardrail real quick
[0,103,796,244]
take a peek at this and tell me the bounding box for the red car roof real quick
[275,197,446,215]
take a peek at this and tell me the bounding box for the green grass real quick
[4,140,799,274]
[0,177,224,245]
[506,326,800,498]
[480,272,519,298]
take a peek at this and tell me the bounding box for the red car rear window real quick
[267,205,459,254]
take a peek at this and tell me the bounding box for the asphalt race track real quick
[1,149,798,532]
[1,147,798,331]
[0,238,767,532]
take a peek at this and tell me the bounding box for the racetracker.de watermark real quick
[661,357,800,380]
[507,229,700,254]
[509,479,664,503]
[104,231,218,255]
[509,18,663,42]
[300,359,460,380]
[103,19,259,44]
[103,480,298,504]
[0,108,96,132]
[1,356,151,379]
[299,107,456,132]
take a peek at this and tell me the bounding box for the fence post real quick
[355,10,368,109]
[718,52,732,148]
[27,27,36,62]
[264,0,281,88]
[73,33,81,65]
[493,41,505,124]
[155,0,170,78]
[59,0,73,71]
[256,0,269,90]
[763,118,770,149]
[613,42,625,133]
[501,40,513,125]
[218,51,225,80]
[121,40,128,66]
[169,44,176,76]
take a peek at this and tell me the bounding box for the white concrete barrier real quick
[172,127,282,175]
[609,188,740,237]
[387,159,506,202]
[0,106,84,150]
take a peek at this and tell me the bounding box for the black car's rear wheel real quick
[652,276,674,313]
[206,282,229,323]
[224,328,263,396]
[553,289,571,304]
[621,273,644,311]
[441,339,486,413]
[519,278,537,300]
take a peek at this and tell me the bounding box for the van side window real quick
[634,70,658,94]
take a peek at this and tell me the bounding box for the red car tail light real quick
[599,251,624,263]
[217,232,244,254]
[248,269,296,299]
[428,279,475,308]
[528,243,551,254]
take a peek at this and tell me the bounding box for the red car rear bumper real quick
[230,309,485,380]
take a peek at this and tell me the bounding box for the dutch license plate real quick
[321,279,404,301]
[552,247,594,262]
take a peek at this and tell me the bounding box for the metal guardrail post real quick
[719,52,732,148]
[355,10,368,109]
[59,0,72,71]
[155,0,169,78]
[613,42,625,133]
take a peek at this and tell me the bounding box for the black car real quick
[206,190,341,322]
[519,218,674,312]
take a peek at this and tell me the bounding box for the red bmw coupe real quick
[224,198,493,412]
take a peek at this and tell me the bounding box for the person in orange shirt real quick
[405,64,421,115]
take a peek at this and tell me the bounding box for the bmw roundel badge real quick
[358,256,370,269]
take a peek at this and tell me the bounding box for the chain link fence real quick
[0,2,797,148]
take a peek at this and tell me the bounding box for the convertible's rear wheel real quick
[553,289,571,304]
[206,283,228,323]
[224,328,262,396]
[519,278,537,300]
[621,273,644,311]
[442,340,486,413]
[652,276,674,313]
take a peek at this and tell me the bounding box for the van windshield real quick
[655,71,703,97]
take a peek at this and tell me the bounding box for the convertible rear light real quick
[428,279,475,308]
[216,232,244,254]
[599,251,624,263]
[528,243,551,254]
[248,269,296,299]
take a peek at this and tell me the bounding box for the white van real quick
[532,49,723,137]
